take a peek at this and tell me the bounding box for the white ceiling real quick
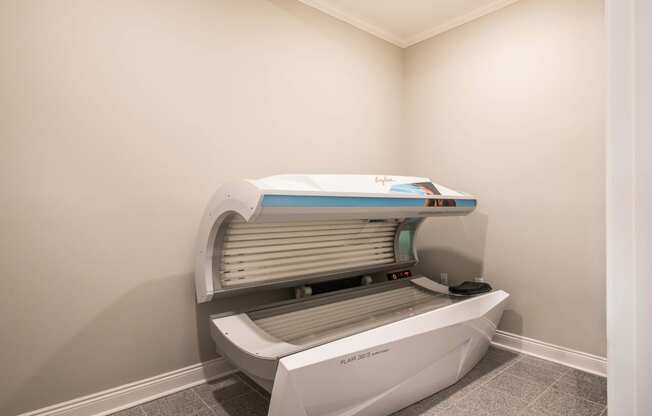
[299,0,521,48]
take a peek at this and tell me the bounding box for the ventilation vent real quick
[218,219,398,287]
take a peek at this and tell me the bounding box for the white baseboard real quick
[18,358,236,416]
[491,330,607,377]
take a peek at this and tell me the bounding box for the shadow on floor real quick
[111,347,607,416]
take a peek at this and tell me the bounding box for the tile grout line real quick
[544,387,608,409]
[515,366,574,416]
[487,361,569,390]
[493,370,552,388]
[541,364,608,408]
[190,388,218,416]
[472,355,536,413]
[408,352,604,416]
[449,351,527,408]
[484,365,609,411]
[552,377,608,407]
[478,352,526,387]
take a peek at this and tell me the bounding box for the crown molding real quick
[298,0,406,47]
[298,0,522,49]
[404,0,522,47]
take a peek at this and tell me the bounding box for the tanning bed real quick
[194,175,508,416]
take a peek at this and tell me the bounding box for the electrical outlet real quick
[440,272,449,285]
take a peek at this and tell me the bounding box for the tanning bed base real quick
[211,277,507,416]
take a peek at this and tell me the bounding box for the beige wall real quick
[0,0,607,414]
[404,0,606,356]
[0,1,403,414]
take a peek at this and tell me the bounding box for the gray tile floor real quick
[110,347,606,416]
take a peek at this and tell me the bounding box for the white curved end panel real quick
[194,180,262,302]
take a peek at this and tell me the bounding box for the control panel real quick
[387,270,412,280]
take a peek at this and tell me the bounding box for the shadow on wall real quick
[2,272,289,416]
[499,309,523,335]
[413,212,522,335]
[413,211,490,286]
[415,247,484,286]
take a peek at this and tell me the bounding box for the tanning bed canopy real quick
[194,174,477,302]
